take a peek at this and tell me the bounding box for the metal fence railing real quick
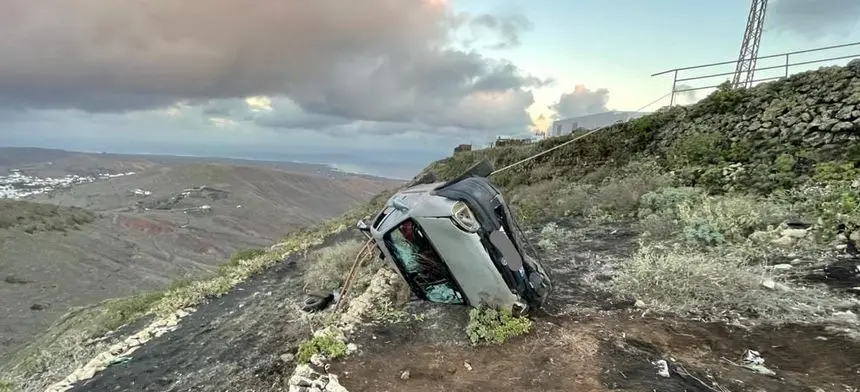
[652,41,860,106]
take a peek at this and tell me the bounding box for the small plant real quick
[223,247,266,266]
[465,305,532,346]
[296,332,348,364]
[0,379,14,392]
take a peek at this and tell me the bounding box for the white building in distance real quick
[548,110,649,137]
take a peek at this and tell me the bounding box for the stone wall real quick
[654,59,860,162]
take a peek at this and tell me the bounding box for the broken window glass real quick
[384,220,464,305]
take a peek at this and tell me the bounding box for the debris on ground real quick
[740,349,776,376]
[652,359,671,378]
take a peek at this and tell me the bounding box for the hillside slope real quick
[0,161,399,363]
[4,62,860,392]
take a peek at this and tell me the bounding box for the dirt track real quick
[65,222,860,392]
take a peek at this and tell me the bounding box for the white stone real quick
[780,228,808,239]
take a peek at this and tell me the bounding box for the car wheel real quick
[301,293,334,312]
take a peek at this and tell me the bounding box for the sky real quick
[0,0,858,179]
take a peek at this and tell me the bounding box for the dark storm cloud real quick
[0,0,541,132]
[769,0,860,39]
[550,85,610,119]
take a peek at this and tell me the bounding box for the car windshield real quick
[384,220,463,304]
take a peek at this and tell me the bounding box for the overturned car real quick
[358,160,553,313]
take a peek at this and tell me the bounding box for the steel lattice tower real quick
[732,0,768,88]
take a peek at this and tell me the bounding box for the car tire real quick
[301,293,334,312]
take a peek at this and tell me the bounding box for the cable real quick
[490,91,673,176]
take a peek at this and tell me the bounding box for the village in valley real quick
[0,168,137,200]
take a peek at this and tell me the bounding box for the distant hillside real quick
[0,147,371,179]
[0,157,400,360]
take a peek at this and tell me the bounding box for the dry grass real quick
[303,239,368,293]
[613,242,842,323]
[511,162,674,225]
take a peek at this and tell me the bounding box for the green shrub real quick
[691,81,749,115]
[813,162,859,183]
[296,333,348,364]
[465,305,532,346]
[665,130,728,168]
[637,187,703,218]
[0,379,14,392]
[777,180,860,239]
[676,194,786,245]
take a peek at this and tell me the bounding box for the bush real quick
[296,332,348,364]
[638,187,703,217]
[613,242,836,321]
[465,305,532,346]
[303,239,367,293]
[777,180,860,239]
[676,194,786,246]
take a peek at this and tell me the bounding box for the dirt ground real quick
[61,222,860,392]
[332,311,860,392]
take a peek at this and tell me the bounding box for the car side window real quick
[384,221,464,304]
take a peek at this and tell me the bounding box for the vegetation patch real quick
[296,331,348,364]
[0,199,97,233]
[466,305,532,346]
[613,242,837,322]
[511,160,673,225]
[303,239,369,293]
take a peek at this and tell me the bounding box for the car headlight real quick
[451,201,480,233]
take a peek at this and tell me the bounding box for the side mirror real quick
[357,219,369,231]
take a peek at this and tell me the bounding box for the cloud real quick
[674,83,699,103]
[769,0,860,39]
[549,85,610,119]
[0,0,542,134]
[468,14,534,49]
[0,108,487,179]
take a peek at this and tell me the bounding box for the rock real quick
[400,370,411,380]
[781,228,808,239]
[634,299,646,308]
[748,121,762,131]
[850,230,860,243]
[326,375,350,392]
[464,361,473,371]
[652,359,671,378]
[836,105,855,120]
[310,353,326,367]
[831,311,859,324]
[280,353,295,363]
[345,343,358,355]
[772,264,792,270]
[772,236,795,247]
[761,278,776,290]
[833,121,855,132]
